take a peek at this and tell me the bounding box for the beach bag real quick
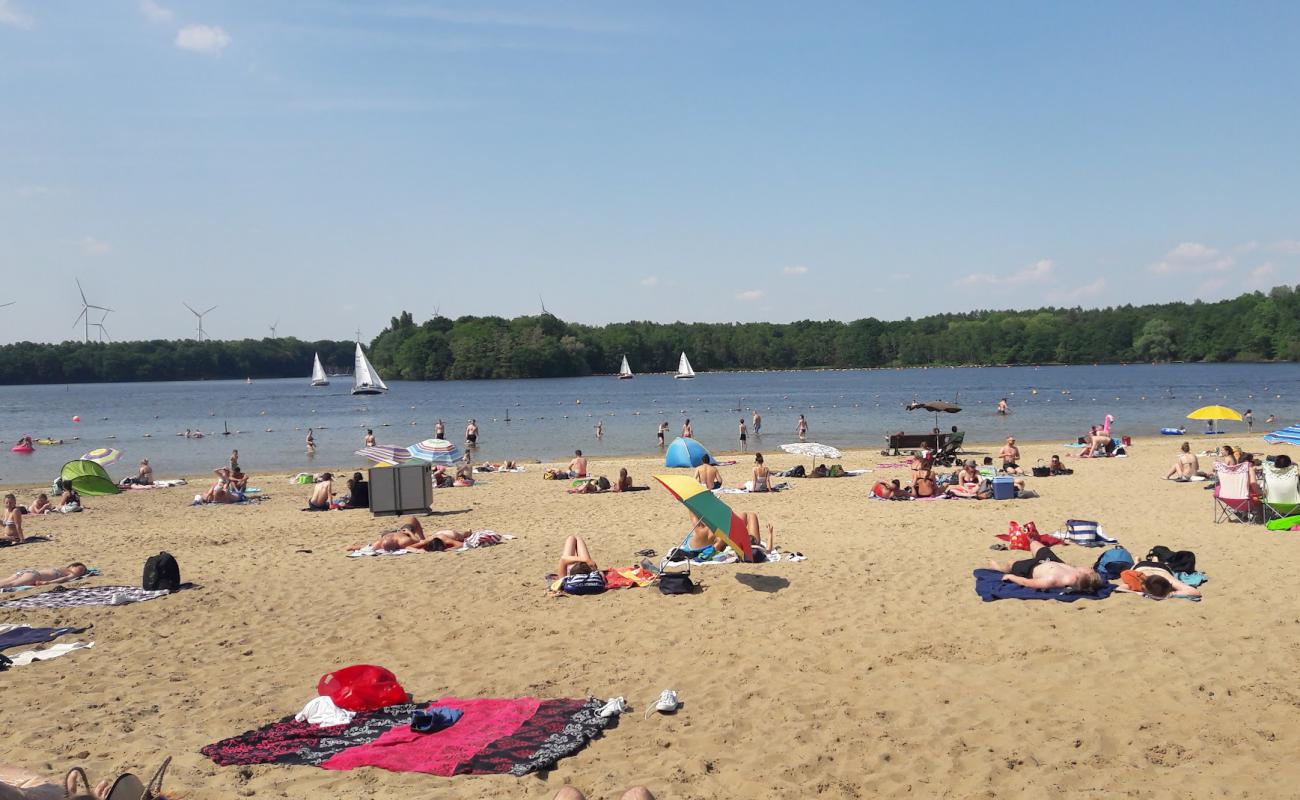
[787,464,806,478]
[596,476,611,491]
[1032,461,1051,478]
[561,570,607,595]
[828,464,844,478]
[811,464,829,478]
[658,562,694,595]
[319,665,407,712]
[142,551,181,591]
[1146,546,1196,574]
[1093,546,1134,580]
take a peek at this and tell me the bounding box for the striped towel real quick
[459,530,509,549]
[1057,519,1116,547]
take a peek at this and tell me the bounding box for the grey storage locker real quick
[367,463,433,517]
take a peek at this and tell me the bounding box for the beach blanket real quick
[473,466,525,473]
[202,697,612,777]
[1,585,169,610]
[0,536,51,548]
[715,482,791,494]
[0,624,89,651]
[973,569,1115,602]
[7,640,94,665]
[349,532,514,557]
[600,566,657,589]
[122,479,188,490]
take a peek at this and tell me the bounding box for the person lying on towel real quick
[987,542,1103,593]
[1113,561,1202,600]
[0,563,89,590]
[346,517,470,553]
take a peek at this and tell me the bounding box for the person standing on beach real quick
[365,429,376,447]
[435,419,446,440]
[752,410,762,435]
[306,429,316,455]
[466,419,479,447]
[682,419,693,438]
[229,449,240,473]
[657,421,668,447]
[796,414,808,440]
[1245,409,1254,432]
[738,418,747,450]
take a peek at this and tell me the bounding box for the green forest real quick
[1,286,1298,385]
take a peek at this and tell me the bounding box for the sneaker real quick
[655,689,679,713]
[598,697,627,718]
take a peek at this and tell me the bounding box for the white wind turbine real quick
[269,319,279,338]
[183,302,217,341]
[72,278,112,343]
[91,308,112,342]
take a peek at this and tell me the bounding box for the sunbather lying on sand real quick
[556,535,598,577]
[0,758,175,799]
[0,563,88,589]
[872,479,911,499]
[347,517,470,552]
[553,787,653,800]
[1114,561,1202,600]
[988,542,1102,592]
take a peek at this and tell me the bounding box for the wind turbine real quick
[183,302,217,341]
[91,308,111,342]
[72,278,112,343]
[269,319,279,338]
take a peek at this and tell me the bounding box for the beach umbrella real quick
[1187,405,1242,433]
[406,438,462,465]
[355,445,416,466]
[81,447,122,467]
[664,437,712,468]
[779,442,842,467]
[1264,425,1300,446]
[906,400,962,433]
[653,474,753,562]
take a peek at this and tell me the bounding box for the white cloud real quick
[81,236,111,256]
[140,0,173,23]
[958,258,1053,287]
[175,24,231,54]
[1148,241,1234,274]
[0,0,33,29]
[639,276,659,287]
[1048,277,1107,304]
[783,265,809,275]
[736,290,764,302]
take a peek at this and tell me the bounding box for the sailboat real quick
[617,354,634,380]
[310,353,329,387]
[675,352,696,380]
[351,343,388,396]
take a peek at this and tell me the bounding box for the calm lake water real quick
[2,363,1298,484]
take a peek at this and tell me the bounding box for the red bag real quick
[1005,521,1031,551]
[317,665,407,712]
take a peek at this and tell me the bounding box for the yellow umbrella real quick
[1186,405,1242,422]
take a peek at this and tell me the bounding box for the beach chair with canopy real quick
[1213,462,1259,524]
[59,459,120,496]
[1261,462,1300,524]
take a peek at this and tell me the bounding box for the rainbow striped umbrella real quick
[81,447,122,467]
[407,438,461,465]
[355,445,417,466]
[654,473,753,562]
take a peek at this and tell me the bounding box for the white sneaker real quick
[654,689,679,713]
[598,697,627,718]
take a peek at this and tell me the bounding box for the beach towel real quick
[0,536,51,548]
[973,569,1115,602]
[122,479,188,490]
[202,697,612,777]
[600,566,657,589]
[347,545,411,558]
[456,531,512,550]
[6,640,93,666]
[1,585,169,610]
[0,624,89,651]
[715,482,791,494]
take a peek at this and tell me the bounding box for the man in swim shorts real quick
[988,542,1101,592]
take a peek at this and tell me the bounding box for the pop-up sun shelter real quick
[664,437,712,468]
[60,459,120,496]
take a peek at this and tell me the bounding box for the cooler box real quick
[992,476,1015,500]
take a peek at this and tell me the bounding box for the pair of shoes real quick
[787,552,806,561]
[989,543,1009,551]
[598,697,627,718]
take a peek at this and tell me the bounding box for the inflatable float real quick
[1266,514,1300,532]
[11,444,34,453]
[1160,428,1186,436]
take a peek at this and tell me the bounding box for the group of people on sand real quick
[307,472,371,509]
[348,516,470,553]
[987,540,1201,600]
[2,486,87,542]
[692,453,773,492]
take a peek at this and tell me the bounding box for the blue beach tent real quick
[1264,425,1300,446]
[665,437,712,468]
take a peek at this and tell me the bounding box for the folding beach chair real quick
[1213,463,1260,523]
[1261,463,1300,524]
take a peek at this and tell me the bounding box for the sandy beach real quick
[1,434,1296,799]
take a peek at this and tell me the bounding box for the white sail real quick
[618,355,633,379]
[352,343,388,395]
[675,352,695,379]
[310,353,329,386]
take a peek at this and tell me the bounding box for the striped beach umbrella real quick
[407,438,462,465]
[1264,425,1300,446]
[355,445,417,466]
[81,447,122,467]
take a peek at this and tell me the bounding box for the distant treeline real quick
[0,286,1298,385]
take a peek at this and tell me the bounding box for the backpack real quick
[596,476,611,491]
[560,570,606,595]
[1146,546,1196,574]
[1093,546,1134,580]
[143,552,181,591]
[827,464,845,478]
[787,464,806,478]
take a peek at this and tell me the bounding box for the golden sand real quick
[1,435,1294,798]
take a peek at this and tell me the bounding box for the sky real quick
[2,1,1299,344]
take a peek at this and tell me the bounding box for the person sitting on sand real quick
[1215,444,1237,468]
[912,461,937,498]
[1048,455,1073,475]
[1113,559,1202,600]
[28,493,52,516]
[341,472,369,508]
[201,468,242,504]
[454,464,475,487]
[612,468,633,492]
[556,535,598,577]
[988,541,1103,593]
[137,459,154,485]
[1165,442,1210,481]
[307,473,333,510]
[999,437,1024,475]
[564,450,588,479]
[57,486,81,511]
[2,494,24,544]
[745,453,772,492]
[0,563,88,590]
[694,455,721,489]
[944,460,985,498]
[681,510,775,562]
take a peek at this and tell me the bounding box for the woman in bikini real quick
[681,511,775,562]
[556,535,598,577]
[28,493,52,515]
[746,453,771,492]
[2,494,24,544]
[347,518,469,552]
[202,469,236,504]
[0,563,88,590]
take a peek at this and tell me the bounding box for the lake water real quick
[2,363,1298,484]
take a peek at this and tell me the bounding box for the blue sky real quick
[2,1,1298,344]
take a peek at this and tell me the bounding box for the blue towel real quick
[1176,571,1208,587]
[411,705,463,733]
[973,569,1116,602]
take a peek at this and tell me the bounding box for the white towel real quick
[294,695,356,728]
[8,640,94,666]
[347,545,409,558]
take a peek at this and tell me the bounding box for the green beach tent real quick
[60,459,120,496]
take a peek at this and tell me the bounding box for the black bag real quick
[658,562,694,595]
[1032,464,1051,477]
[143,551,181,591]
[1146,546,1196,574]
[787,464,806,478]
